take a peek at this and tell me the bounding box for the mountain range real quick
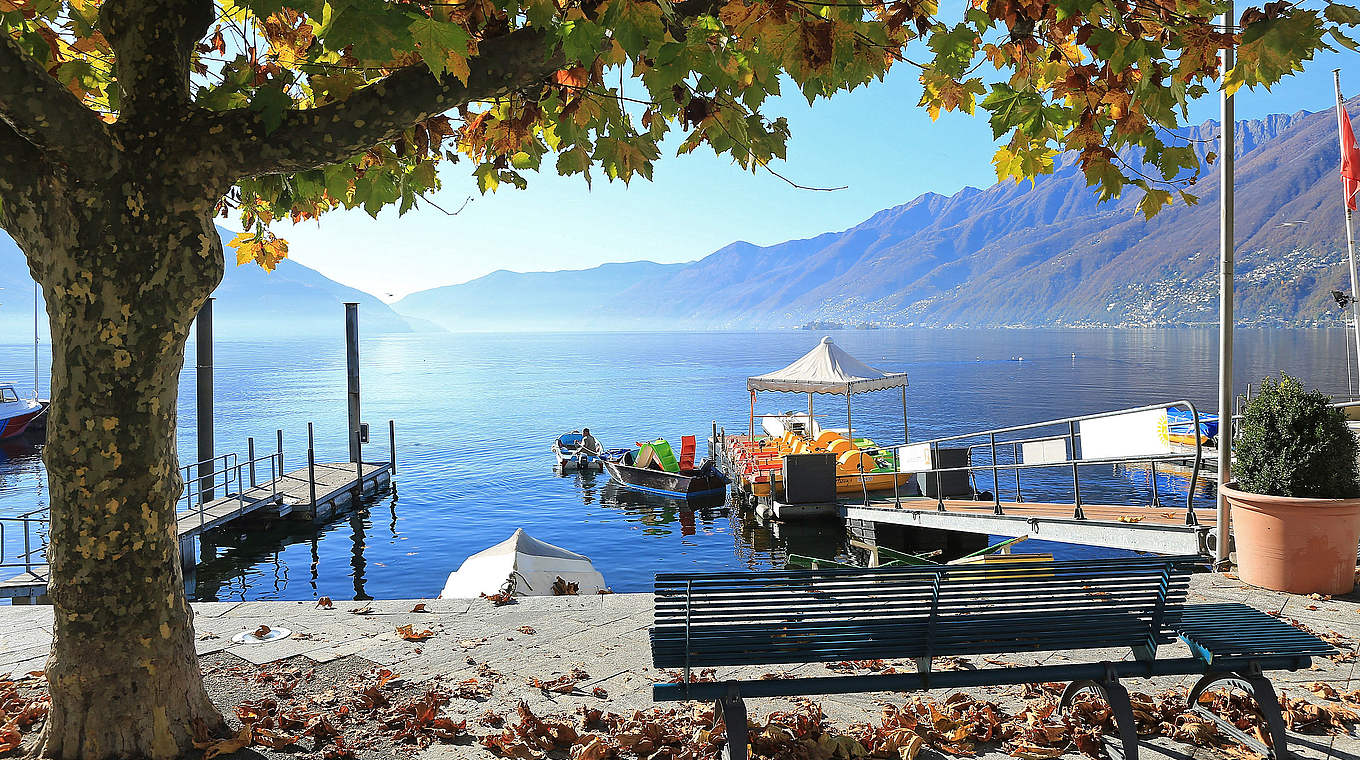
[394,98,1360,330]
[0,227,414,339]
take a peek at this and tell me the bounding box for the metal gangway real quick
[725,400,1224,555]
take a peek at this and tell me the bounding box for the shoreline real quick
[5,576,1360,758]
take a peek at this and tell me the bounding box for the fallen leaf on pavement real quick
[202,725,253,759]
[396,624,433,642]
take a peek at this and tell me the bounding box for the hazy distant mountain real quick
[0,227,414,339]
[395,100,1360,330]
[395,260,685,331]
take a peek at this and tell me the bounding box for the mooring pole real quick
[196,297,215,503]
[307,422,317,513]
[389,419,397,475]
[345,302,362,464]
[1215,5,1235,567]
[247,436,257,488]
[277,428,285,476]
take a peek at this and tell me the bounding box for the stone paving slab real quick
[7,576,1360,760]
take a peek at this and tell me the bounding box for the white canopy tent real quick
[746,337,909,441]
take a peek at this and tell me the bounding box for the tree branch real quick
[208,27,562,180]
[100,0,215,130]
[0,34,113,172]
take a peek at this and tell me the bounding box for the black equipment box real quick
[782,453,837,504]
[917,447,973,499]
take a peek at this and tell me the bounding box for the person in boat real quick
[580,428,602,455]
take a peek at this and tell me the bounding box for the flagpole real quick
[1335,69,1360,399]
[1215,0,1234,567]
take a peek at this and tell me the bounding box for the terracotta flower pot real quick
[1223,481,1360,595]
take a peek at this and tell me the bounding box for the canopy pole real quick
[749,391,755,439]
[846,393,853,440]
[807,393,814,432]
[1216,3,1235,567]
[901,386,909,443]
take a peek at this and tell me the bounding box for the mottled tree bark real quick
[0,0,614,753]
[4,162,229,757]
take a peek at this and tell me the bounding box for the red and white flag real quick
[1342,106,1360,210]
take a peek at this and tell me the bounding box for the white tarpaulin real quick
[747,337,909,395]
[1078,409,1172,460]
[439,528,606,598]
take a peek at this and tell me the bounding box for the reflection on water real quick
[1114,461,1216,508]
[0,327,1354,601]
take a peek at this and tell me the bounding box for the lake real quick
[0,327,1353,602]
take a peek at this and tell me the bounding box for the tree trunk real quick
[16,191,229,758]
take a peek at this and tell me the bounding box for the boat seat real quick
[679,435,696,471]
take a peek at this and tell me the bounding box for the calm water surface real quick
[0,328,1353,602]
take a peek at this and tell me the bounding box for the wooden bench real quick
[651,556,1332,760]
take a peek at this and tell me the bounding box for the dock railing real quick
[0,508,49,579]
[726,400,1207,525]
[177,450,284,531]
[851,400,1205,525]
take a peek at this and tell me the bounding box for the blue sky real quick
[271,41,1359,301]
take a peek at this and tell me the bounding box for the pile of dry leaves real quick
[180,666,1360,760]
[0,673,48,756]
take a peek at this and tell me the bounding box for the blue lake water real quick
[0,327,1354,602]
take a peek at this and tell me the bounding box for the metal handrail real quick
[855,399,1204,524]
[0,515,50,577]
[732,399,1206,525]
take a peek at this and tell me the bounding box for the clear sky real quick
[266,39,1359,302]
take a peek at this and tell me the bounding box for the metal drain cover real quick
[232,626,292,644]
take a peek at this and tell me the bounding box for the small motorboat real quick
[602,436,729,498]
[1166,408,1219,447]
[553,431,603,471]
[0,383,43,440]
[439,528,607,598]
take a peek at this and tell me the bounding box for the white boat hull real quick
[554,446,603,471]
[439,529,607,598]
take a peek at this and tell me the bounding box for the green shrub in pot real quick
[1233,373,1360,499]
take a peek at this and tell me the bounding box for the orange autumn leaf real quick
[202,725,253,759]
[396,624,433,641]
[227,231,288,272]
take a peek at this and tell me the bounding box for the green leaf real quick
[525,0,559,28]
[249,86,294,134]
[560,16,607,65]
[474,162,500,193]
[981,84,1046,139]
[409,17,472,83]
[927,23,976,78]
[1332,26,1360,50]
[1325,2,1360,25]
[326,0,417,61]
[1136,187,1172,219]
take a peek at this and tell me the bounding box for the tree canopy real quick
[3,0,1355,267]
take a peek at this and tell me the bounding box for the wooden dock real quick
[0,461,392,601]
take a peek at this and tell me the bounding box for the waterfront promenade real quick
[3,572,1360,758]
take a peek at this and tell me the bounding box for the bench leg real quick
[1060,676,1140,760]
[715,694,749,760]
[1187,669,1289,759]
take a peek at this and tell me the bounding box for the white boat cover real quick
[747,337,908,395]
[439,528,607,598]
